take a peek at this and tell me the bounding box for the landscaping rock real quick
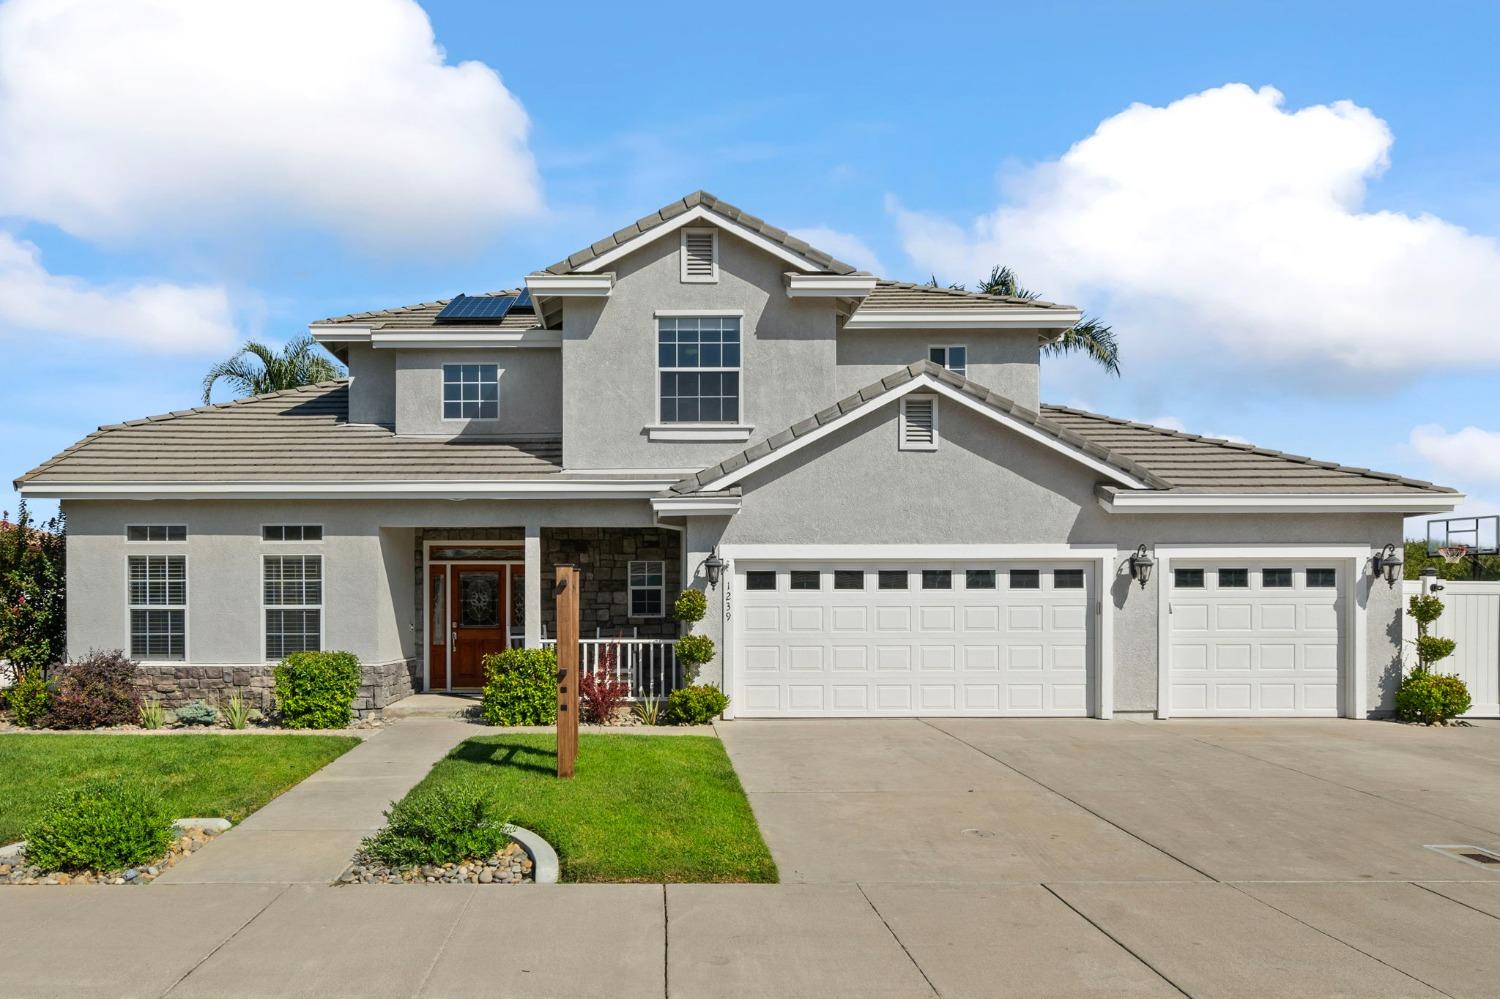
[340,840,536,886]
[0,823,223,887]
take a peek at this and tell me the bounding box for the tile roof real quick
[16,382,562,486]
[314,290,543,331]
[1041,406,1455,494]
[540,190,858,276]
[857,280,1072,311]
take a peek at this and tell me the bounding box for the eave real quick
[1096,488,1464,515]
[843,307,1083,331]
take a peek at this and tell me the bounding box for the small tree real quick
[672,588,713,684]
[1407,594,1456,673]
[1398,593,1471,724]
[0,502,67,683]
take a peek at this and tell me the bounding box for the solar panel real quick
[513,288,531,311]
[436,293,516,322]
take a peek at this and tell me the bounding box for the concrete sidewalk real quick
[157,718,478,885]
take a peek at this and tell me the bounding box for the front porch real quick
[415,527,684,696]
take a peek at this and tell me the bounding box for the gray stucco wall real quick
[835,330,1041,410]
[345,344,395,426]
[561,230,840,469]
[394,347,562,437]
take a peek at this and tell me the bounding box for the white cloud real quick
[0,232,235,352]
[791,227,887,274]
[1146,415,1187,432]
[1410,424,1500,484]
[0,0,540,253]
[894,84,1500,378]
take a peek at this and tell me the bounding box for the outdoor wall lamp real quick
[1372,543,1403,588]
[1128,545,1154,588]
[702,552,726,589]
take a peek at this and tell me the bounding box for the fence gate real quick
[1401,579,1500,717]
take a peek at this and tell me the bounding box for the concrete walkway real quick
[157,717,477,885]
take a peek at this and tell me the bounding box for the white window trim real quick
[655,315,744,428]
[899,394,940,451]
[262,554,325,662]
[628,559,666,618]
[928,344,968,378]
[260,524,324,543]
[680,228,719,283]
[440,362,501,423]
[126,553,188,662]
[125,524,187,543]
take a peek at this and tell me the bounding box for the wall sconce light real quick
[1372,543,1403,588]
[1128,544,1154,589]
[702,552,726,589]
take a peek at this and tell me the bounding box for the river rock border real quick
[0,818,229,886]
[339,824,559,885]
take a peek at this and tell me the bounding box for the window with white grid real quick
[128,555,186,660]
[442,363,499,420]
[264,555,322,659]
[658,316,740,423]
[628,560,665,617]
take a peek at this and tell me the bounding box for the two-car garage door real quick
[735,562,1095,717]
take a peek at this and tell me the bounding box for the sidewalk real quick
[156,717,477,885]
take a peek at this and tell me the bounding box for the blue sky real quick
[3,0,1498,532]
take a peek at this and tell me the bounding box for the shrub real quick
[632,695,663,726]
[579,645,630,724]
[24,782,174,873]
[674,633,715,684]
[360,784,511,868]
[9,669,50,727]
[175,699,219,726]
[222,692,252,730]
[45,649,140,729]
[273,651,361,728]
[673,588,707,624]
[480,646,557,726]
[0,502,67,677]
[664,684,729,725]
[137,697,166,730]
[1396,671,1473,725]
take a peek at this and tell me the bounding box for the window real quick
[628,560,665,617]
[789,570,821,590]
[745,570,776,591]
[264,555,322,659]
[878,570,908,590]
[680,228,718,282]
[127,525,185,542]
[928,345,968,378]
[442,363,498,420]
[834,570,865,590]
[1054,569,1085,590]
[1262,568,1293,588]
[658,316,741,423]
[922,569,952,590]
[965,569,996,589]
[1009,569,1040,589]
[128,555,186,660]
[899,395,938,451]
[1218,568,1248,588]
[263,525,322,542]
[1174,568,1205,588]
[1308,568,1337,588]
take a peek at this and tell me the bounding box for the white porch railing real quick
[541,637,681,701]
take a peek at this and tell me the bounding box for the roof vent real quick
[900,395,938,451]
[681,229,718,283]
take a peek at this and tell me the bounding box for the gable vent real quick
[900,395,939,451]
[681,229,718,282]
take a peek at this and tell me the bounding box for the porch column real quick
[524,524,542,646]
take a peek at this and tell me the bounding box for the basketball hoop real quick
[1438,545,1470,565]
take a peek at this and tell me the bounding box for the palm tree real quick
[928,266,1121,375]
[201,336,344,404]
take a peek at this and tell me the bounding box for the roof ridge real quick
[873,279,1065,309]
[101,380,350,432]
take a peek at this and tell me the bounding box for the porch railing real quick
[540,637,680,701]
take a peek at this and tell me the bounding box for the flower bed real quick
[342,840,533,885]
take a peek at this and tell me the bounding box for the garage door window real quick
[965,569,996,589]
[922,570,952,589]
[1218,568,1248,588]
[878,570,908,590]
[834,570,864,590]
[1174,568,1204,588]
[789,570,821,590]
[1307,568,1337,588]
[746,570,776,591]
[1054,569,1084,589]
[1263,568,1293,588]
[1010,569,1040,589]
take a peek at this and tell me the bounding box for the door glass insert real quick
[432,571,447,645]
[459,571,500,626]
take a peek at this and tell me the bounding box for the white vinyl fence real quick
[1401,579,1500,717]
[542,637,681,702]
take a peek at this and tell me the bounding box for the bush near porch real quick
[393,733,776,883]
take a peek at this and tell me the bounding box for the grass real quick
[0,734,359,842]
[403,734,777,883]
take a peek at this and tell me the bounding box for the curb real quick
[508,825,560,884]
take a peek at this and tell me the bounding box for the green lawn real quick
[408,734,777,883]
[0,734,359,842]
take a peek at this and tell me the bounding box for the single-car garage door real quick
[1167,561,1345,716]
[735,562,1094,717]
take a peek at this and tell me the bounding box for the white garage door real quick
[735,562,1094,717]
[1168,561,1345,716]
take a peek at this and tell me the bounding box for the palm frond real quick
[202,336,345,404]
[1042,316,1121,376]
[976,265,1039,300]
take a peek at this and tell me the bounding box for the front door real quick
[450,565,508,688]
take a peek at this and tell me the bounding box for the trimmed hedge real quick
[361,784,511,868]
[273,651,361,729]
[25,782,174,873]
[1396,671,1473,725]
[665,684,729,725]
[44,650,141,729]
[481,647,557,726]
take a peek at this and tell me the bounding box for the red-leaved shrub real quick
[579,643,630,724]
[44,649,142,729]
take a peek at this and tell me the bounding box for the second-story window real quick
[929,345,967,378]
[658,316,740,423]
[442,363,498,420]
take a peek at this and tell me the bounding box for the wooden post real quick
[554,564,579,778]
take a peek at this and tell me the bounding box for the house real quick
[15,191,1461,719]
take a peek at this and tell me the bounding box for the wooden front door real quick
[450,564,508,688]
